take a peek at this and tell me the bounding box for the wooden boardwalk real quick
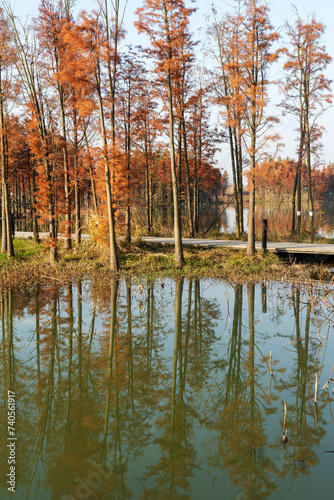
[14,232,334,259]
[140,236,334,259]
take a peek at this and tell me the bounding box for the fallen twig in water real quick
[322,365,334,391]
[282,402,288,444]
[269,351,273,377]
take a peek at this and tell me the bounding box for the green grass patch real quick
[13,239,45,258]
[0,237,332,290]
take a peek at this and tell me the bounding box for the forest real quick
[0,0,332,269]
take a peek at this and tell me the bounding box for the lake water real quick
[1,278,334,499]
[198,201,334,237]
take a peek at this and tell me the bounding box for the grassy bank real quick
[0,238,332,289]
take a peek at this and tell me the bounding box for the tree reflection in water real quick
[0,279,333,499]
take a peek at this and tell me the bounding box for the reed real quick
[314,373,318,405]
[269,351,273,377]
[322,365,334,391]
[282,402,288,443]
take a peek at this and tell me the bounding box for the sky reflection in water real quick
[0,278,333,499]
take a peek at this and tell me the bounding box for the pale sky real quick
[8,0,334,172]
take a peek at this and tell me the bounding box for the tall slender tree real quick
[136,0,196,268]
[207,8,245,238]
[283,12,332,234]
[239,0,280,256]
[0,9,14,256]
[35,0,73,250]
[4,4,60,263]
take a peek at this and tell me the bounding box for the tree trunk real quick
[84,130,98,213]
[247,124,256,256]
[96,61,119,272]
[163,3,183,269]
[31,164,40,244]
[181,113,194,237]
[73,113,81,245]
[0,84,14,257]
[305,111,314,233]
[291,170,298,234]
[59,87,71,251]
[229,126,240,238]
[145,154,151,234]
[296,170,301,233]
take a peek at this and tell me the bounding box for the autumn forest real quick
[0,0,332,269]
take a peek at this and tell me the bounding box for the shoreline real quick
[0,239,333,290]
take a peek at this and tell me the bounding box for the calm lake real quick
[1,278,333,499]
[197,201,334,237]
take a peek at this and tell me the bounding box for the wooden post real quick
[262,218,267,252]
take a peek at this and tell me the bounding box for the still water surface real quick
[1,279,334,499]
[198,201,334,237]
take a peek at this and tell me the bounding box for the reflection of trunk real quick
[247,284,255,423]
[182,280,192,391]
[126,279,135,418]
[193,279,198,363]
[247,283,257,497]
[26,292,57,499]
[146,282,154,373]
[261,283,267,313]
[225,285,243,404]
[196,280,203,365]
[170,278,183,496]
[35,288,41,398]
[293,287,310,437]
[88,299,96,360]
[1,290,7,386]
[102,276,118,463]
[65,284,73,447]
[77,281,83,391]
[6,290,14,388]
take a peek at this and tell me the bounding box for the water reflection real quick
[0,280,333,499]
[200,201,334,237]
